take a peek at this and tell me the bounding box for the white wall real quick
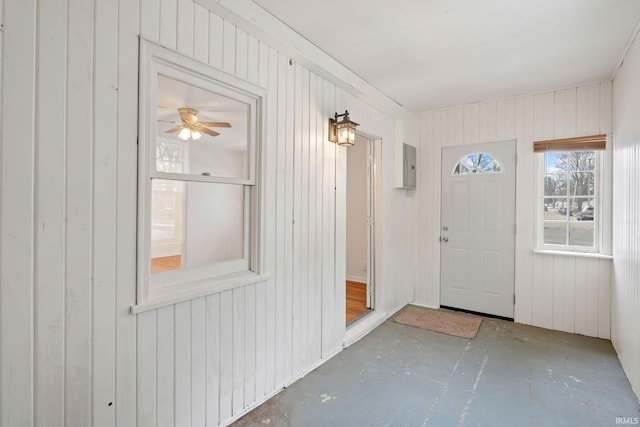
[346,138,368,282]
[612,31,640,400]
[0,1,415,426]
[415,81,612,339]
[184,148,245,267]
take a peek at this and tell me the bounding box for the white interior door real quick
[440,140,516,318]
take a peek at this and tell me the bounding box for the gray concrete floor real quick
[233,308,640,427]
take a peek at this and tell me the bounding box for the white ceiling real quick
[252,0,640,112]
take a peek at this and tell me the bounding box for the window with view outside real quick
[542,150,596,249]
[452,153,503,175]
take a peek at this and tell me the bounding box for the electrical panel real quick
[402,143,416,189]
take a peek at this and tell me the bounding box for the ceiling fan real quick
[163,107,231,141]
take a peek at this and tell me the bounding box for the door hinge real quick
[514,295,516,305]
[514,223,517,234]
[514,153,518,164]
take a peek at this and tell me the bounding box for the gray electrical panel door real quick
[402,143,416,189]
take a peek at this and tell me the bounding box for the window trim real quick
[534,136,612,256]
[135,39,267,309]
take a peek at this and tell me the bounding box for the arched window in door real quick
[452,153,503,175]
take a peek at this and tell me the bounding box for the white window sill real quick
[533,249,613,260]
[131,272,270,314]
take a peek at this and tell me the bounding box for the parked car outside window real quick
[577,206,594,221]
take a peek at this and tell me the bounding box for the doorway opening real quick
[345,135,380,325]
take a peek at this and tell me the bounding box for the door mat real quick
[393,305,482,339]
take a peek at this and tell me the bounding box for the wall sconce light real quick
[329,110,359,146]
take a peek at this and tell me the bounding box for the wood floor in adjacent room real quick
[151,255,181,273]
[346,280,370,324]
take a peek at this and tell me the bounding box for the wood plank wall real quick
[415,81,613,339]
[0,1,415,426]
[612,33,640,399]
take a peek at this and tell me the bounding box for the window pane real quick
[569,172,595,198]
[544,173,566,197]
[543,201,566,220]
[543,221,567,245]
[156,75,250,180]
[545,151,595,172]
[569,221,594,247]
[150,179,184,273]
[452,153,502,175]
[150,179,246,274]
[540,150,599,252]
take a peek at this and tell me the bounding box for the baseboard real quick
[346,275,366,283]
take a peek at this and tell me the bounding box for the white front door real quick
[440,140,516,318]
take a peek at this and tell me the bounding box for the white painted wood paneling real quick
[115,0,139,424]
[416,82,613,339]
[93,0,119,423]
[0,2,416,426]
[35,0,66,424]
[612,30,640,400]
[1,0,138,424]
[129,9,410,424]
[1,0,36,425]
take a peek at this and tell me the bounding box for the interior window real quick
[136,40,264,306]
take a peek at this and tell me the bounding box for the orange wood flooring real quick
[151,255,181,273]
[346,280,370,324]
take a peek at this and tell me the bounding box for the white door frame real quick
[345,133,382,324]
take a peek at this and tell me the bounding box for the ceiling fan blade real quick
[198,122,231,128]
[165,126,183,133]
[200,127,220,137]
[158,119,181,124]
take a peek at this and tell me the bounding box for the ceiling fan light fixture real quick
[178,127,191,141]
[165,107,231,140]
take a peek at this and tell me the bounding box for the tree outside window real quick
[542,151,597,248]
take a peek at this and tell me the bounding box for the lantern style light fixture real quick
[329,110,359,146]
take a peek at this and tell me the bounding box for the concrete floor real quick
[233,308,640,427]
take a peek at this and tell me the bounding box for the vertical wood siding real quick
[135,5,409,426]
[1,1,37,426]
[0,1,414,425]
[416,82,613,339]
[612,33,640,399]
[0,0,139,425]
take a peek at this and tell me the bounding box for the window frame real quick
[535,138,612,256]
[134,39,267,310]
